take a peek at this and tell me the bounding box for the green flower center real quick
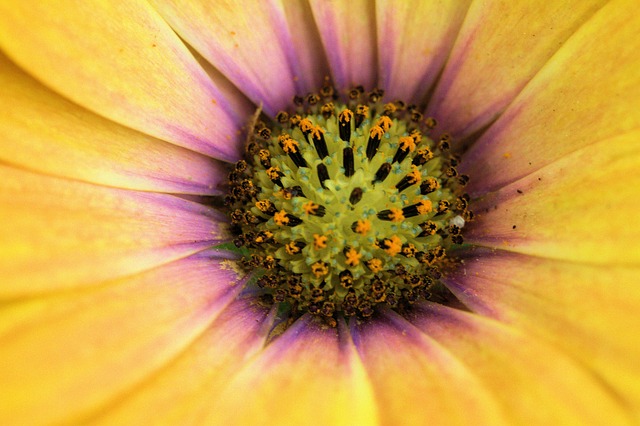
[226,84,472,324]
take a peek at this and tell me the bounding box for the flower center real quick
[226,84,472,324]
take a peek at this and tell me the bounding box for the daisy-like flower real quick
[1,0,639,424]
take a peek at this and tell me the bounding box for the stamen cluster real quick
[225,83,472,323]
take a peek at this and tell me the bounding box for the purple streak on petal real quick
[309,0,377,91]
[150,0,298,117]
[197,46,294,117]
[272,0,330,95]
[377,0,472,105]
[119,156,231,196]
[311,9,347,90]
[409,301,463,326]
[161,118,243,163]
[122,191,231,247]
[423,31,477,134]
[212,294,276,343]
[257,1,320,97]
[268,314,338,355]
[439,247,529,319]
[349,310,427,354]
[147,191,227,220]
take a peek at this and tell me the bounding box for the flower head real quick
[1,1,639,425]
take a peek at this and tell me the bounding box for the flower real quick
[0,0,639,424]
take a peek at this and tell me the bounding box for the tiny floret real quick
[313,234,328,249]
[274,210,289,225]
[345,248,361,266]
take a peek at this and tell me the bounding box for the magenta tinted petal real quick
[0,1,251,161]
[0,53,229,195]
[376,0,471,104]
[0,255,245,425]
[277,0,331,94]
[426,0,606,139]
[350,311,506,425]
[459,0,640,193]
[208,315,378,425]
[309,0,377,91]
[150,0,305,116]
[0,165,231,297]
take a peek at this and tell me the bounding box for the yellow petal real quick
[466,129,640,264]
[0,166,228,297]
[91,297,273,425]
[351,311,508,426]
[150,0,324,115]
[443,250,640,421]
[427,0,606,138]
[0,53,227,195]
[209,316,379,426]
[376,0,471,104]
[0,0,251,161]
[309,0,377,90]
[0,255,245,425]
[462,0,640,194]
[412,302,634,424]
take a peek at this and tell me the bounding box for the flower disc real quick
[226,85,472,321]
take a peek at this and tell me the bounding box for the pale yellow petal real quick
[0,255,245,425]
[427,0,606,139]
[351,311,508,426]
[0,0,251,161]
[209,316,379,426]
[443,250,640,420]
[0,53,227,195]
[0,166,228,297]
[466,129,640,264]
[462,0,640,194]
[413,302,634,424]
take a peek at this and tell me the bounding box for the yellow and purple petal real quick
[0,0,638,424]
[427,0,607,139]
[149,0,325,115]
[441,250,640,421]
[376,0,470,104]
[209,316,378,426]
[0,0,252,161]
[0,255,246,425]
[0,166,228,297]
[309,0,377,90]
[461,0,640,194]
[466,129,640,264]
[0,53,228,195]
[412,302,634,424]
[351,310,507,425]
[91,295,273,425]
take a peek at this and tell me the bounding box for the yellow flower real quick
[0,0,639,425]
